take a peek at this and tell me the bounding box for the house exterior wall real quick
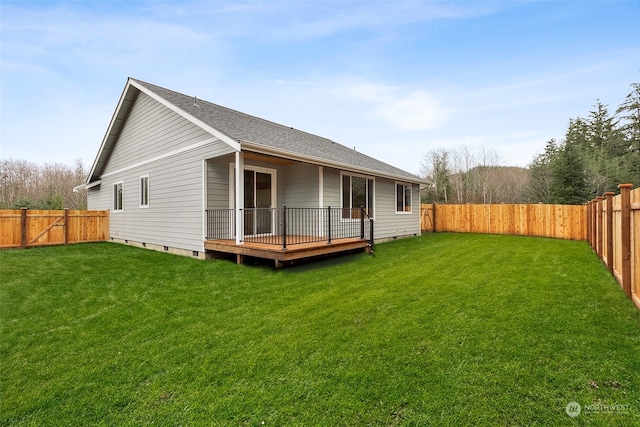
[87,92,235,256]
[207,154,233,210]
[322,167,420,241]
[284,163,319,208]
[102,92,212,173]
[322,167,341,207]
[373,180,420,240]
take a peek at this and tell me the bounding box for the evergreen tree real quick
[527,139,558,203]
[615,83,640,186]
[550,143,589,204]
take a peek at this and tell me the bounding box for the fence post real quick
[20,207,28,249]
[360,207,365,239]
[432,203,436,232]
[591,200,596,247]
[596,196,604,258]
[586,201,592,247]
[604,192,615,274]
[619,184,632,298]
[63,208,69,245]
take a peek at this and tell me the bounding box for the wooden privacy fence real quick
[587,185,639,309]
[420,203,586,240]
[0,208,109,249]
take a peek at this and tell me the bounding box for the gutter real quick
[73,180,101,193]
[239,140,426,185]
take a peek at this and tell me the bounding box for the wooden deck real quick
[204,236,369,267]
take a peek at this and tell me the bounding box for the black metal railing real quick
[206,206,374,250]
[205,209,235,240]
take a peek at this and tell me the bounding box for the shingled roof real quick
[88,78,424,184]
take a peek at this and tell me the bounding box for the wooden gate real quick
[420,204,435,232]
[0,208,109,249]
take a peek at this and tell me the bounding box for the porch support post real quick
[318,166,324,236]
[235,151,244,245]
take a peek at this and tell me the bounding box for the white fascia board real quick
[129,79,241,152]
[86,81,136,184]
[73,180,101,193]
[240,140,426,185]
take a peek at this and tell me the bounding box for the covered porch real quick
[204,206,374,267]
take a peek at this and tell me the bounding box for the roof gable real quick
[88,78,424,184]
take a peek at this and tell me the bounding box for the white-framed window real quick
[139,174,149,208]
[396,182,412,213]
[113,181,124,212]
[341,172,374,219]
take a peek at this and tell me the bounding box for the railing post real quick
[604,192,615,274]
[360,207,365,239]
[327,206,332,244]
[282,204,287,250]
[20,207,28,249]
[619,184,632,298]
[369,214,374,253]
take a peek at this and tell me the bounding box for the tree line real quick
[0,158,87,209]
[422,83,640,205]
[2,84,638,209]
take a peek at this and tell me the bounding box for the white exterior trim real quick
[340,171,376,220]
[234,152,244,245]
[129,79,241,152]
[318,166,324,235]
[202,160,207,245]
[139,174,150,208]
[112,180,124,212]
[395,181,413,214]
[100,137,219,179]
[240,140,423,185]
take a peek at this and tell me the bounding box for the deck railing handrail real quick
[206,206,374,249]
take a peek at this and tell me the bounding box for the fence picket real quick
[0,209,109,249]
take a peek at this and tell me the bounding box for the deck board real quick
[204,236,368,266]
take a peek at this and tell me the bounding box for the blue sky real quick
[1,0,638,176]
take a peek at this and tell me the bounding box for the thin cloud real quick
[374,91,450,131]
[344,83,450,130]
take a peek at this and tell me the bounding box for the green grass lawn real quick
[1,234,639,426]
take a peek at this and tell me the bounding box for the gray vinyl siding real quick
[87,91,235,252]
[322,167,341,208]
[207,155,234,210]
[284,163,319,208]
[373,179,420,239]
[321,168,419,241]
[102,92,211,174]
